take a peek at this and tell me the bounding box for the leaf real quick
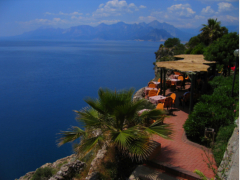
[58,126,86,146]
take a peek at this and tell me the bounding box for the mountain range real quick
[3,20,239,42]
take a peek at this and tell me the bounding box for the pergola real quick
[155,54,216,112]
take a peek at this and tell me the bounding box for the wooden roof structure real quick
[156,54,216,73]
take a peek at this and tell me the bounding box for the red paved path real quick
[151,92,217,179]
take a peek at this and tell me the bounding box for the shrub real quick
[183,75,238,144]
[31,167,53,180]
[213,124,236,166]
[190,43,206,54]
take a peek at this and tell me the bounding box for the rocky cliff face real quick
[18,154,85,180]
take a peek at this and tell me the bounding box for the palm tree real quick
[58,88,172,162]
[200,18,228,45]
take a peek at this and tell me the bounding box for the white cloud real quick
[218,2,234,12]
[167,4,196,17]
[201,6,215,14]
[225,15,239,22]
[139,16,157,22]
[195,15,205,19]
[18,18,68,26]
[44,11,83,16]
[139,5,146,9]
[97,19,121,25]
[93,0,139,17]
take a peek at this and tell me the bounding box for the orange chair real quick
[178,76,184,81]
[156,103,164,110]
[158,78,161,82]
[164,97,173,110]
[174,71,181,75]
[148,90,158,97]
[185,76,189,81]
[148,83,156,88]
[157,88,161,95]
[170,93,176,107]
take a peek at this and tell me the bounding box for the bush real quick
[190,43,206,54]
[164,38,180,48]
[31,167,53,180]
[213,124,236,166]
[183,75,238,144]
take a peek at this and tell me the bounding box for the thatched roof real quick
[155,54,216,72]
[174,54,216,64]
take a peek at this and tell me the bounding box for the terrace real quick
[131,54,238,179]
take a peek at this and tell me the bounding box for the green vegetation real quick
[183,75,238,167]
[200,18,228,45]
[184,75,238,143]
[31,167,54,180]
[204,32,239,75]
[213,124,236,166]
[58,88,172,178]
[164,37,180,47]
[185,18,230,55]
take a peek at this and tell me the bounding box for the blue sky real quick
[0,0,239,37]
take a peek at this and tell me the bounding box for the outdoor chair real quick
[156,103,164,110]
[148,90,158,97]
[178,76,184,81]
[164,97,173,110]
[148,83,156,88]
[170,93,176,107]
[158,78,161,82]
[174,71,181,75]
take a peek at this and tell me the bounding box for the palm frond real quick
[58,126,86,146]
[111,128,139,149]
[76,135,104,156]
[140,109,165,119]
[145,121,173,139]
[126,139,159,162]
[76,108,101,128]
[84,98,105,114]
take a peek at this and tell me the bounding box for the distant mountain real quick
[7,21,196,42]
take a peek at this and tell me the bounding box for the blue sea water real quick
[0,40,160,180]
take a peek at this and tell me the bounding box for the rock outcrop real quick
[49,160,85,180]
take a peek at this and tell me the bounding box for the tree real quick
[58,88,172,162]
[164,37,180,48]
[200,18,228,45]
[204,32,239,75]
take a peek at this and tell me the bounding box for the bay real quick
[0,40,160,180]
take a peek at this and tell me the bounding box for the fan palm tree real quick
[200,18,228,45]
[58,88,172,161]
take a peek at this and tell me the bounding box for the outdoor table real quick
[170,79,181,85]
[149,95,166,105]
[144,87,157,95]
[151,81,160,85]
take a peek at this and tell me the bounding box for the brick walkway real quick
[150,87,217,179]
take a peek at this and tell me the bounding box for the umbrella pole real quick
[160,68,163,95]
[189,74,195,113]
[163,68,166,96]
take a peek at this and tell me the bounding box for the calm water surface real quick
[0,40,160,180]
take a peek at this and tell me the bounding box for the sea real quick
[0,40,160,180]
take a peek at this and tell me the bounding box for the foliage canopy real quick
[58,88,172,162]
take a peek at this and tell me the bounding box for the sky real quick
[0,0,239,37]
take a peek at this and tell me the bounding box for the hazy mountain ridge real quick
[4,21,239,42]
